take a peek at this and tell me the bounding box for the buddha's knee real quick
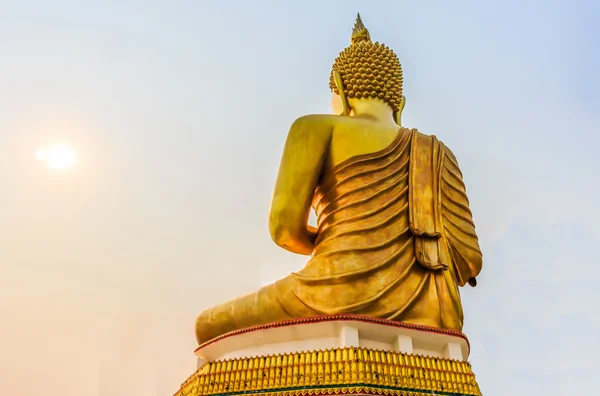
[194,308,213,345]
[195,302,239,345]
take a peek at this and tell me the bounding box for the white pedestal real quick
[194,314,470,369]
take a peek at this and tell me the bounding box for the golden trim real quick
[176,347,481,396]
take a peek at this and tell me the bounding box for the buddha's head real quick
[329,14,405,124]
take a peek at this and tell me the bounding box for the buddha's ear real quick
[394,95,406,126]
[333,71,350,116]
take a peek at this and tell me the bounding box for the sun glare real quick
[35,143,77,170]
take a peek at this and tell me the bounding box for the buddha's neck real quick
[349,99,397,125]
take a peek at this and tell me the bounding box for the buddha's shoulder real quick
[293,114,403,127]
[410,129,459,163]
[411,128,438,142]
[289,114,377,139]
[291,114,338,127]
[292,114,406,136]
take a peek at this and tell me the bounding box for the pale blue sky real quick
[0,1,598,395]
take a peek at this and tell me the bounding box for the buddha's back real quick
[292,124,423,320]
[271,122,466,332]
[323,115,405,176]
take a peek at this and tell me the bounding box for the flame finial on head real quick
[351,13,371,44]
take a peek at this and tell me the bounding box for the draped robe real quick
[195,127,482,345]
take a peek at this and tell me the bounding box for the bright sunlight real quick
[35,143,77,170]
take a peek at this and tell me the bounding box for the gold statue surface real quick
[195,14,482,345]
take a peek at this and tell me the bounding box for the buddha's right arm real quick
[268,115,334,255]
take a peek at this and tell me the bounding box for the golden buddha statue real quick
[195,14,482,345]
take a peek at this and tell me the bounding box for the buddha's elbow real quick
[268,216,302,252]
[269,222,293,248]
[268,210,314,254]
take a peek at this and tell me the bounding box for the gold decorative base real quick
[175,347,482,396]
